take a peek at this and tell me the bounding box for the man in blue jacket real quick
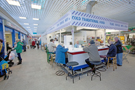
[100,40,117,64]
[55,44,68,64]
[0,39,5,59]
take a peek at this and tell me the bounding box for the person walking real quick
[22,39,27,52]
[0,39,5,59]
[32,40,36,49]
[114,37,123,66]
[14,39,23,65]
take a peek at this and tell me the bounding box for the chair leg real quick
[115,60,117,69]
[113,60,115,71]
[107,58,109,69]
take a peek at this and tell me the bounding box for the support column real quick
[104,29,106,46]
[12,30,16,47]
[72,26,75,50]
[60,29,61,44]
[18,32,20,39]
[119,30,120,37]
[95,31,97,41]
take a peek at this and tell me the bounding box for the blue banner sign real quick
[45,10,128,35]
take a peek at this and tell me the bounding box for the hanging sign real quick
[46,10,128,35]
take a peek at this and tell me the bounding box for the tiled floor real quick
[0,49,135,90]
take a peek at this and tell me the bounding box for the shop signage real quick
[5,27,13,32]
[15,31,19,34]
[46,10,128,35]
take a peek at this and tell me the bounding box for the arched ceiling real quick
[0,0,135,35]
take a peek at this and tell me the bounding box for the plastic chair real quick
[107,57,117,71]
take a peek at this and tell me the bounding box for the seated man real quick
[83,40,100,73]
[55,44,68,65]
[100,40,117,64]
[48,39,56,54]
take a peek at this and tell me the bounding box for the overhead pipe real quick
[86,1,97,14]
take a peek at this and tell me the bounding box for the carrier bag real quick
[9,51,15,60]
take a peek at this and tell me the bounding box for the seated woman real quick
[55,44,68,65]
[100,40,117,64]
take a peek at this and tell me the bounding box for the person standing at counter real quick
[83,40,100,73]
[0,39,5,59]
[114,37,123,66]
[48,39,56,54]
[74,41,80,48]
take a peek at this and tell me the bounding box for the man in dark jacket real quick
[114,37,123,66]
[100,40,117,64]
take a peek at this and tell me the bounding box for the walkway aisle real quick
[0,49,135,90]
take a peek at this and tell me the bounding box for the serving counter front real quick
[67,46,109,68]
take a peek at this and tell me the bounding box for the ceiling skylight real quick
[19,17,26,19]
[31,4,41,9]
[24,23,29,25]
[6,0,20,6]
[33,24,38,25]
[33,18,39,20]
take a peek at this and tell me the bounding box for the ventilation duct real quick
[86,1,97,14]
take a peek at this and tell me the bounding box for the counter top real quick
[68,46,109,53]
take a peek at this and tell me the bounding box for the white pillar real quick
[60,29,61,44]
[72,26,75,50]
[95,31,97,41]
[119,30,120,37]
[104,29,106,46]
[2,20,6,53]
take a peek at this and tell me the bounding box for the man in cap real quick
[83,40,100,72]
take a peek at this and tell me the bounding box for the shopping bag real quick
[9,51,15,60]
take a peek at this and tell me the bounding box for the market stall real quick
[44,10,128,68]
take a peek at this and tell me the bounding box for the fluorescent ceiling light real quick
[33,18,39,20]
[27,27,30,28]
[31,4,41,9]
[24,23,29,25]
[6,0,20,6]
[19,17,26,19]
[33,24,38,25]
[34,27,37,28]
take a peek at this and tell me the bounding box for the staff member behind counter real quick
[48,39,56,54]
[83,40,100,73]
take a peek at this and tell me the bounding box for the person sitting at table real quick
[55,44,68,65]
[83,40,100,73]
[100,40,117,64]
[74,41,80,48]
[48,39,56,54]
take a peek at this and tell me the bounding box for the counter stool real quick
[50,54,56,67]
[107,57,117,71]
[66,61,79,83]
[90,61,102,81]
